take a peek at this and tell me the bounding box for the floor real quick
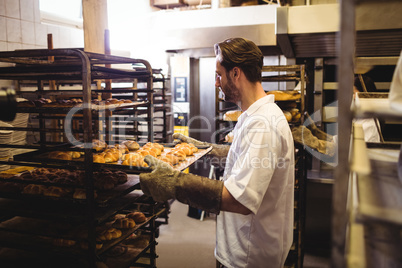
[155,201,331,268]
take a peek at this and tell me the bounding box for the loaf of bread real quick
[223,110,242,121]
[127,212,146,223]
[174,143,194,156]
[113,218,136,229]
[266,90,301,101]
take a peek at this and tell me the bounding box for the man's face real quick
[215,59,240,103]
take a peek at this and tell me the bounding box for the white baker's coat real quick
[215,95,295,268]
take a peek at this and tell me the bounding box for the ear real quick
[232,67,240,78]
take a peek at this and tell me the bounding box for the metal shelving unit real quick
[0,48,164,267]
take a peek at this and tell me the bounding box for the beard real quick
[220,76,240,103]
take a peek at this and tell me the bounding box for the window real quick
[39,0,83,29]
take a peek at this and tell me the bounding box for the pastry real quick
[223,110,242,121]
[48,151,73,161]
[283,111,292,122]
[22,184,47,195]
[175,144,193,156]
[93,154,106,163]
[113,171,128,184]
[98,228,122,241]
[43,186,69,197]
[113,218,136,229]
[92,139,107,151]
[122,140,140,151]
[80,241,103,250]
[127,212,146,223]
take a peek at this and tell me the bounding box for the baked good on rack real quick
[136,149,157,158]
[68,151,81,159]
[157,155,177,166]
[48,151,73,161]
[113,171,128,184]
[121,140,140,151]
[93,154,106,163]
[174,143,194,156]
[122,99,133,103]
[53,238,76,247]
[122,155,148,167]
[73,188,98,199]
[283,111,292,122]
[98,228,122,241]
[92,139,107,151]
[113,218,136,229]
[43,186,70,197]
[223,110,242,121]
[127,212,146,223]
[22,184,47,195]
[168,149,186,161]
[266,90,301,101]
[0,182,23,193]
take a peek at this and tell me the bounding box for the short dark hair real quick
[214,38,263,83]
[354,74,377,92]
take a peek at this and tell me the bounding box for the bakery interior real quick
[0,0,402,267]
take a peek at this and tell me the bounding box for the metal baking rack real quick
[0,48,163,267]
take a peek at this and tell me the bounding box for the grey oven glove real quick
[292,126,336,156]
[172,133,230,158]
[139,155,224,214]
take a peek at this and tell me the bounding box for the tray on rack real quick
[13,145,212,174]
[0,175,141,206]
[16,101,147,114]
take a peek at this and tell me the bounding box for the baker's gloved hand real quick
[292,126,336,156]
[304,113,334,142]
[139,155,224,214]
[172,133,229,158]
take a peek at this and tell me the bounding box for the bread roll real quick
[43,186,69,197]
[122,140,140,151]
[113,218,136,229]
[223,110,242,121]
[283,111,292,122]
[22,184,47,195]
[48,151,73,161]
[127,212,146,223]
[93,154,105,163]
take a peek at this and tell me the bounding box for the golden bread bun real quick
[43,186,69,197]
[93,154,105,163]
[122,140,140,151]
[113,218,136,229]
[223,110,242,121]
[48,151,73,161]
[283,111,292,122]
[22,184,47,195]
[127,211,146,223]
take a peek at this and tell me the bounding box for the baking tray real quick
[0,175,141,206]
[13,144,212,174]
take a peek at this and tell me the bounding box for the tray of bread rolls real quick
[13,140,212,174]
[0,167,141,205]
[17,98,147,113]
[0,210,151,257]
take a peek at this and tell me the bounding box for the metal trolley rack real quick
[0,48,165,267]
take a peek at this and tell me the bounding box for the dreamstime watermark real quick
[62,101,338,167]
